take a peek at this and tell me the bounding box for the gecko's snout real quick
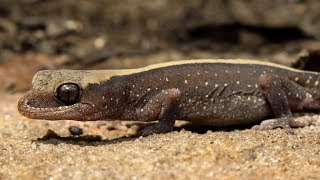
[17,90,91,120]
[18,93,54,110]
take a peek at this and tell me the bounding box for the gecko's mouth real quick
[25,99,78,112]
[17,96,93,120]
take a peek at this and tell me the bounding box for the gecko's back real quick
[123,61,320,126]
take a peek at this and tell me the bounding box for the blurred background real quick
[0,0,320,93]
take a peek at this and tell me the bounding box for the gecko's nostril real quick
[25,99,38,108]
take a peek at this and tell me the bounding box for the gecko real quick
[18,59,320,136]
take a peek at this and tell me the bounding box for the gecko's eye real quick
[56,83,81,105]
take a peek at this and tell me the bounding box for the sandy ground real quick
[0,93,319,179]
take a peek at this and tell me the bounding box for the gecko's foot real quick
[140,123,174,136]
[252,117,295,134]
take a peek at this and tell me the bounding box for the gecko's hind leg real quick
[137,88,181,136]
[253,74,311,133]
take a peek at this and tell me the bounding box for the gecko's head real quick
[18,70,127,120]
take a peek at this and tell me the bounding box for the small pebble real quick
[68,126,83,136]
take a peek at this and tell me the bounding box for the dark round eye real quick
[56,83,81,105]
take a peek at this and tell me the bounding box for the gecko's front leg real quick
[135,88,181,136]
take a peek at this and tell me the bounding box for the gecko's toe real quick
[140,123,174,136]
[251,125,261,130]
[251,117,296,134]
[140,127,154,136]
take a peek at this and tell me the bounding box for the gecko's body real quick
[18,59,320,135]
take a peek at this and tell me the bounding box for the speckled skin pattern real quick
[18,60,320,135]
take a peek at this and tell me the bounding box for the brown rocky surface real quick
[1,0,320,63]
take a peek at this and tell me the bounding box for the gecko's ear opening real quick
[55,83,81,105]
